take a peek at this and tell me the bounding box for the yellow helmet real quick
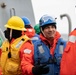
[5,16,26,31]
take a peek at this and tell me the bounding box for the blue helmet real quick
[39,14,56,27]
[21,17,31,26]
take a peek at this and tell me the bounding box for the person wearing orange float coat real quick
[60,28,76,75]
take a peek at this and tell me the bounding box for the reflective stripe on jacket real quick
[0,35,30,75]
[31,34,40,43]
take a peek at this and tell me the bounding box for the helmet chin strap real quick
[10,29,12,40]
[41,28,46,37]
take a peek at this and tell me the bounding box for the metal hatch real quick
[0,0,36,31]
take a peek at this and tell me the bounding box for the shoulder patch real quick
[24,49,31,54]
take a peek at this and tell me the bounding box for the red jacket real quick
[60,29,76,75]
[20,41,34,75]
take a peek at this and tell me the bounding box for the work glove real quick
[32,64,49,75]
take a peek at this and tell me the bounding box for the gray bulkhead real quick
[0,0,36,31]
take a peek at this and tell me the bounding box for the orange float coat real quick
[60,28,76,75]
[0,35,34,75]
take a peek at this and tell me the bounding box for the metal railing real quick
[60,14,72,34]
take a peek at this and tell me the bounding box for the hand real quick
[32,64,49,75]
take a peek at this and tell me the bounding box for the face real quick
[42,25,56,39]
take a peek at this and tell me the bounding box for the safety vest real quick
[60,29,76,75]
[0,35,30,75]
[34,38,66,75]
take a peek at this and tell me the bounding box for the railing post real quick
[60,14,72,34]
[10,8,16,17]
